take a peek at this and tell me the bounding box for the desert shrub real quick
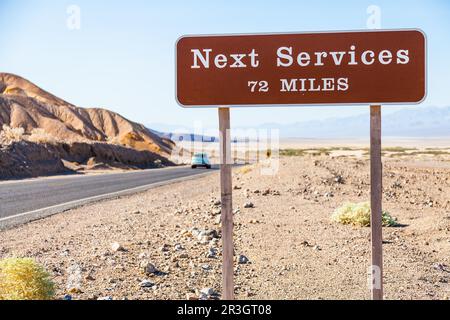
[27,128,57,144]
[0,125,24,145]
[280,149,306,157]
[331,202,397,227]
[0,258,55,300]
[238,166,252,174]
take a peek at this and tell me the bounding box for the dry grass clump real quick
[0,124,24,145]
[331,202,397,227]
[27,128,58,144]
[0,258,55,300]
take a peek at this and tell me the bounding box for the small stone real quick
[213,200,221,206]
[207,248,218,258]
[141,262,158,274]
[63,294,72,301]
[84,274,95,281]
[140,280,154,288]
[160,244,170,252]
[238,255,249,264]
[244,202,255,209]
[334,175,344,184]
[200,288,215,296]
[201,264,211,271]
[111,242,125,252]
[97,296,113,301]
[174,244,184,251]
[314,245,322,251]
[199,293,209,300]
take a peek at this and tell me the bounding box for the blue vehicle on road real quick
[191,152,212,169]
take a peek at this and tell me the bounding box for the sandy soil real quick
[1,153,450,300]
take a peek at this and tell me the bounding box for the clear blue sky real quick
[0,0,449,129]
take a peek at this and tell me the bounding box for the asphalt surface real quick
[0,166,217,228]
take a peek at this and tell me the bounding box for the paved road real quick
[0,166,217,228]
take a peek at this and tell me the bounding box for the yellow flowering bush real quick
[0,258,55,300]
[332,202,397,227]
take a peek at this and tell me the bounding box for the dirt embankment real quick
[0,140,174,180]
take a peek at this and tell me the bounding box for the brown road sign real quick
[176,29,426,107]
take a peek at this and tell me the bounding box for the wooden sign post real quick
[218,107,234,300]
[176,30,426,300]
[370,105,383,300]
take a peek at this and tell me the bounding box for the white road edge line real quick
[0,170,215,224]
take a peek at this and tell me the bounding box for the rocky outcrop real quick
[0,140,174,180]
[0,73,175,156]
[0,141,67,179]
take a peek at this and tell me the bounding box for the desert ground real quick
[1,143,450,300]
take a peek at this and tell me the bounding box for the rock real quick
[63,294,72,301]
[244,202,255,209]
[140,280,154,288]
[97,296,113,300]
[201,264,212,271]
[207,248,218,258]
[141,262,158,274]
[262,189,270,196]
[174,244,184,251]
[233,185,242,190]
[200,288,216,296]
[334,175,344,184]
[84,274,95,281]
[111,242,125,252]
[301,241,312,247]
[179,253,189,259]
[213,200,221,206]
[233,209,241,215]
[314,245,322,251]
[160,244,170,252]
[199,293,209,300]
[238,255,249,264]
[433,263,448,272]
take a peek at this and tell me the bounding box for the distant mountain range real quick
[150,106,450,140]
